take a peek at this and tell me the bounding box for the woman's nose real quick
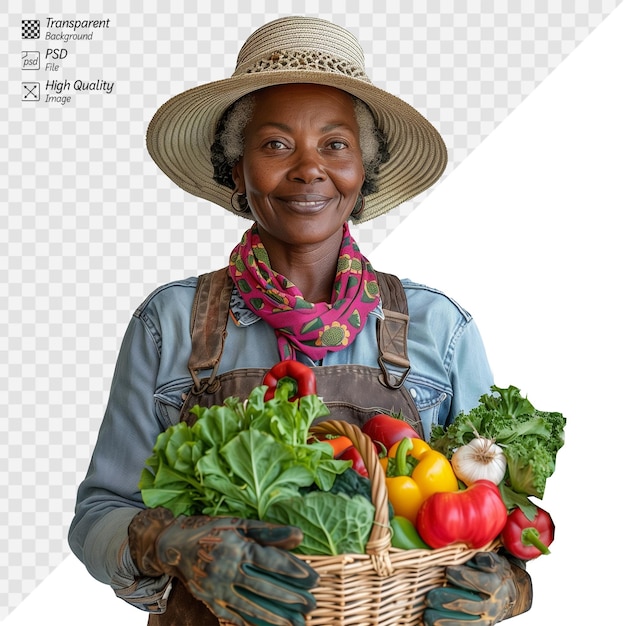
[287,147,327,184]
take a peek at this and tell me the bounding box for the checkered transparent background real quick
[1,0,621,618]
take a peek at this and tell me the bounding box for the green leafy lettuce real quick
[138,385,375,555]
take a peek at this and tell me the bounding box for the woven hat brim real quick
[146,70,447,223]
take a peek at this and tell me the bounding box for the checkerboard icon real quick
[22,19,40,39]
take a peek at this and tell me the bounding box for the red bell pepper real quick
[416,479,508,549]
[500,505,554,560]
[337,445,368,477]
[263,360,317,401]
[361,413,422,453]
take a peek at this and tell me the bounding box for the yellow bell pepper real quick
[384,437,458,522]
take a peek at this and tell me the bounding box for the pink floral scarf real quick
[228,223,380,361]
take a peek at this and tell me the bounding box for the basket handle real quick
[309,420,392,559]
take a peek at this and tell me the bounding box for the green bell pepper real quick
[390,515,431,550]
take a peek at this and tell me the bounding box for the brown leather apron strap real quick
[375,270,408,316]
[187,268,232,392]
[375,271,412,389]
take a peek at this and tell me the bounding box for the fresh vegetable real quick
[390,515,431,550]
[317,466,373,501]
[500,505,555,560]
[312,433,368,477]
[267,491,375,555]
[430,385,566,508]
[416,479,508,549]
[316,434,353,458]
[383,437,458,521]
[362,413,422,453]
[139,381,375,555]
[451,436,507,486]
[262,359,317,401]
[337,445,368,477]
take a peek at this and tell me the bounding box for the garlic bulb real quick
[451,437,507,485]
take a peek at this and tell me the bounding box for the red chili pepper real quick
[262,360,317,401]
[361,413,422,453]
[415,479,508,549]
[500,505,555,560]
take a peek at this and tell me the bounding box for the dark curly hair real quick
[210,94,390,198]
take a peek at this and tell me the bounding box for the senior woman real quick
[69,16,532,626]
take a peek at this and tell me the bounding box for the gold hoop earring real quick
[230,191,249,214]
[351,193,365,219]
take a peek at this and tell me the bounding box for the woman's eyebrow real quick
[254,121,355,133]
[321,122,355,133]
[255,121,291,132]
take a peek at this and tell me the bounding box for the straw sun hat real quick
[146,16,447,223]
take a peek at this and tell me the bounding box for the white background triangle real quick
[370,3,625,623]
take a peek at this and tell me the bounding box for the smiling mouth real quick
[279,195,332,213]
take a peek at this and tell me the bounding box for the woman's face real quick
[232,84,365,248]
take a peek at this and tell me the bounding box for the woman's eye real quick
[328,140,348,150]
[266,140,288,150]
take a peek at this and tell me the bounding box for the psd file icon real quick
[22,51,40,70]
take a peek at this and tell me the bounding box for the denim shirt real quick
[68,275,494,610]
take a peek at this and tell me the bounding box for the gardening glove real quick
[128,507,319,626]
[423,552,532,625]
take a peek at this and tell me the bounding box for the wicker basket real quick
[220,419,497,626]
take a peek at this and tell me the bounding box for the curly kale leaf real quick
[430,385,566,502]
[505,438,555,498]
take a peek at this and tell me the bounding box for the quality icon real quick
[22,82,40,101]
